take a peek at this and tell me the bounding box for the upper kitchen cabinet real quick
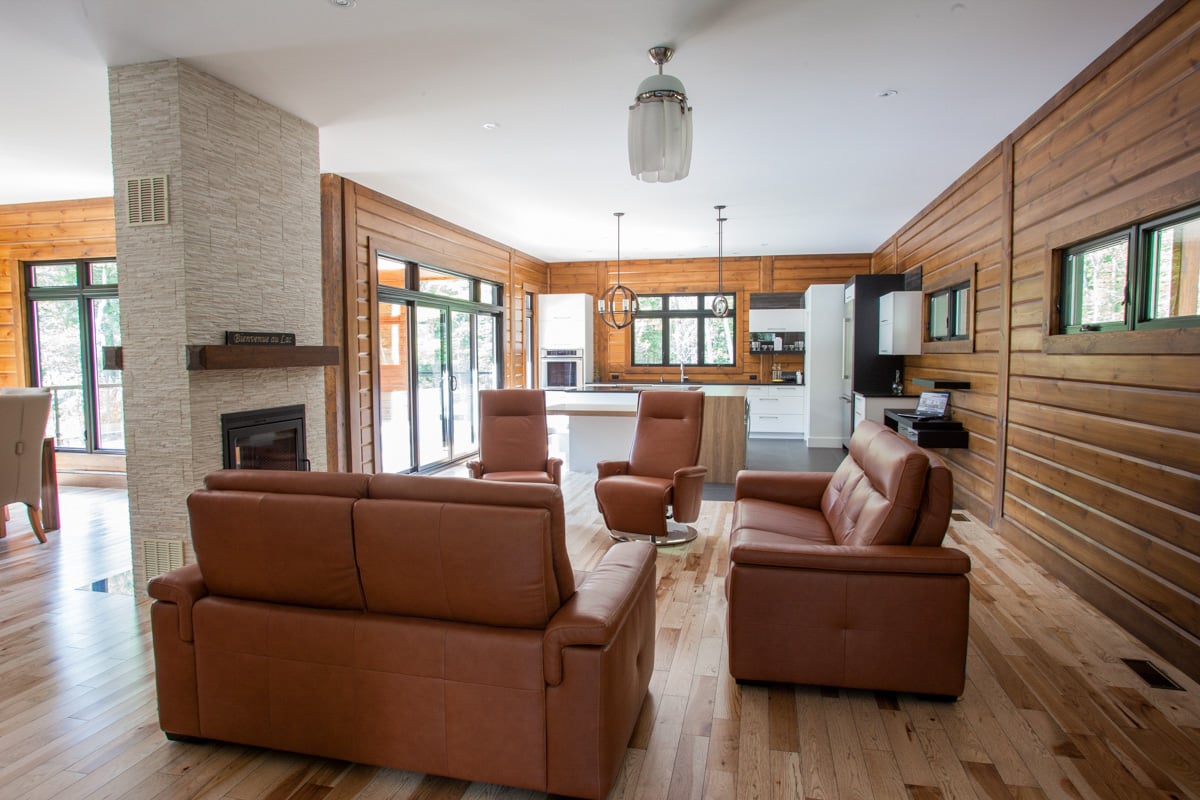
[537,293,593,350]
[749,292,806,353]
[879,291,922,355]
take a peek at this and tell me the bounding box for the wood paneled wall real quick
[873,0,1200,679]
[549,255,870,383]
[320,176,549,473]
[872,146,1008,524]
[0,198,117,389]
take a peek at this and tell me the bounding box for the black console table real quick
[883,409,969,448]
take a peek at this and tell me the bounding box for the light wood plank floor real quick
[1,475,1198,800]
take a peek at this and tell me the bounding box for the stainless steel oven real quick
[541,348,586,389]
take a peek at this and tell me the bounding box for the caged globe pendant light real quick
[628,46,693,183]
[712,205,729,317]
[600,212,639,329]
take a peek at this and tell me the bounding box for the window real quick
[1061,231,1132,332]
[373,251,503,472]
[1143,208,1200,327]
[24,260,124,453]
[1058,204,1200,334]
[927,281,970,341]
[631,293,735,366]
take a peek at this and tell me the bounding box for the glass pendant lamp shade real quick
[628,48,693,183]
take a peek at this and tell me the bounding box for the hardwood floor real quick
[2,476,1198,800]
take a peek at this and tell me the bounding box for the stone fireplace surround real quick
[109,60,327,594]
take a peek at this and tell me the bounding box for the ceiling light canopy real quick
[628,46,693,183]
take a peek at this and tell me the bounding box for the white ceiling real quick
[0,0,1157,262]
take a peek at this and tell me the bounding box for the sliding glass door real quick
[376,256,502,473]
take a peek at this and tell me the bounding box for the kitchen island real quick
[546,385,748,483]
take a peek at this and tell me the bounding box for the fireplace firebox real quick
[220,405,308,470]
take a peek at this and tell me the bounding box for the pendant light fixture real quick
[628,46,693,183]
[712,205,729,317]
[600,212,639,329]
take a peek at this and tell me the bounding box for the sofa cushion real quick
[354,497,560,628]
[820,421,929,546]
[188,488,365,610]
[732,498,834,545]
[368,474,574,604]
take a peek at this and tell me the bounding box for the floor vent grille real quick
[951,512,970,522]
[1122,658,1183,691]
[143,538,184,580]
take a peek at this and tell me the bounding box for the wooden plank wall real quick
[872,147,1008,524]
[0,198,117,389]
[320,177,549,473]
[873,0,1200,679]
[548,255,870,383]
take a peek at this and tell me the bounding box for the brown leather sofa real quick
[725,420,971,697]
[149,470,655,799]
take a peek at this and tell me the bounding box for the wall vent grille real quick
[126,176,169,226]
[143,538,184,579]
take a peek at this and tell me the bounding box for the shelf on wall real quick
[186,345,339,371]
[912,378,971,389]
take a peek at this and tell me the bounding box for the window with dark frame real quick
[24,259,124,453]
[927,281,971,341]
[630,293,736,367]
[1058,204,1200,334]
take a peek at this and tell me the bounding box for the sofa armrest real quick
[147,563,208,642]
[734,469,833,507]
[596,460,630,479]
[543,541,656,686]
[730,530,971,576]
[546,457,563,485]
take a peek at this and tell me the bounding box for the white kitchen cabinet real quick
[747,385,807,438]
[879,291,922,355]
[749,307,806,333]
[537,293,594,350]
[853,392,918,430]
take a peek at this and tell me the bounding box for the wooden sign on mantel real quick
[225,331,296,346]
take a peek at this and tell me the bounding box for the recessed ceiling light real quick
[482,122,500,131]
[877,89,899,98]
[329,0,355,8]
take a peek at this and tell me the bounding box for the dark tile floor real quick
[702,437,845,501]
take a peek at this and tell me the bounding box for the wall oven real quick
[541,348,586,389]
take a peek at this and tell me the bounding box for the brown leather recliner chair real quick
[725,420,970,697]
[594,390,706,545]
[467,389,562,485]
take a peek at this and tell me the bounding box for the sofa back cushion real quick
[820,421,929,546]
[360,474,573,627]
[910,450,954,546]
[189,471,368,610]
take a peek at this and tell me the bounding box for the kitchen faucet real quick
[680,363,687,382]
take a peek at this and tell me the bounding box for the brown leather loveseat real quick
[149,470,656,799]
[725,420,970,697]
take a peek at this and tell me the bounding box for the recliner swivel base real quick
[608,520,697,546]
